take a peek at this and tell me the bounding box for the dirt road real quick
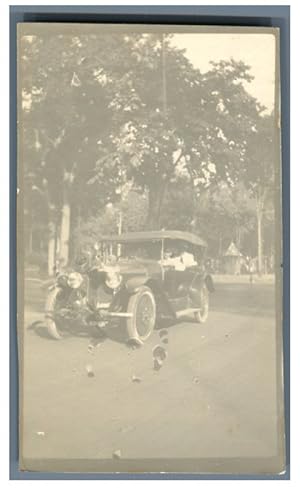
[20,277,281,473]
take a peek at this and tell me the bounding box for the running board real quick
[175,308,199,319]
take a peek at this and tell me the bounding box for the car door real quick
[163,268,196,311]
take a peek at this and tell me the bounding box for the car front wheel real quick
[45,287,65,339]
[194,285,209,323]
[126,286,156,344]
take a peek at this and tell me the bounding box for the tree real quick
[20,33,137,269]
[160,179,257,256]
[91,37,268,230]
[20,30,274,273]
[241,114,276,274]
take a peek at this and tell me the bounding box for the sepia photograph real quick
[17,23,285,474]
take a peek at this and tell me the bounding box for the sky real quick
[171,33,276,112]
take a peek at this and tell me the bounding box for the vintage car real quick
[45,231,214,343]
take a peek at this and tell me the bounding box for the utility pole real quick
[117,210,123,235]
[161,33,167,117]
[117,210,123,257]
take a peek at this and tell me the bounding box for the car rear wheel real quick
[194,285,209,323]
[126,286,156,343]
[45,287,65,340]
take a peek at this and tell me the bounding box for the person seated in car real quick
[160,245,197,271]
[160,249,175,267]
[180,245,197,269]
[160,248,181,269]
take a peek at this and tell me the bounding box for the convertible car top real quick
[100,230,207,248]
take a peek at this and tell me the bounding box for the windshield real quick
[120,241,161,260]
[100,239,205,263]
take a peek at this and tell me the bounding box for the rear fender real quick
[190,273,215,293]
[188,273,214,307]
[205,274,215,293]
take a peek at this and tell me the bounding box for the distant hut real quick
[223,242,243,275]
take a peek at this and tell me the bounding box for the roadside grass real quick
[213,274,275,284]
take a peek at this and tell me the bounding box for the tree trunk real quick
[117,210,123,256]
[146,192,159,230]
[48,220,56,277]
[146,182,167,230]
[256,188,267,276]
[59,186,71,267]
[28,219,33,254]
[236,226,241,249]
[257,208,263,275]
[219,234,223,257]
[48,235,55,276]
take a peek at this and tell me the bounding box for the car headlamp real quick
[67,272,84,289]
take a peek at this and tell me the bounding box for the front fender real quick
[205,274,215,293]
[125,276,149,293]
[124,277,176,319]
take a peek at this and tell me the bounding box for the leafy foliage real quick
[20,31,275,268]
